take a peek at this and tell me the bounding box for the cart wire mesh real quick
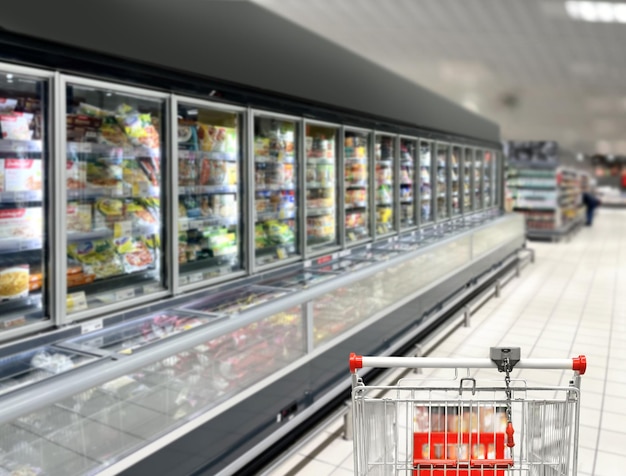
[352,378,580,476]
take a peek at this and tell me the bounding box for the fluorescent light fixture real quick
[566,1,626,23]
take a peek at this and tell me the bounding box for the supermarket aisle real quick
[269,208,626,476]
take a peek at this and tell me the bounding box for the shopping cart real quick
[349,347,586,476]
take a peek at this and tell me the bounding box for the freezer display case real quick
[343,129,370,244]
[435,144,449,221]
[179,284,292,315]
[375,134,395,235]
[0,345,99,397]
[474,149,484,210]
[177,101,243,286]
[0,69,49,333]
[451,146,462,216]
[67,310,219,355]
[257,269,336,290]
[399,137,417,229]
[64,81,166,316]
[419,141,433,224]
[254,115,298,267]
[463,147,472,212]
[305,123,339,254]
[483,150,494,208]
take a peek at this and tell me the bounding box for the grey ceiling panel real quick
[0,0,499,143]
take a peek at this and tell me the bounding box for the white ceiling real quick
[251,0,626,155]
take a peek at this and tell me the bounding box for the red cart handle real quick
[349,353,587,374]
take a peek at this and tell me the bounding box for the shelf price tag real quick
[276,247,287,260]
[179,275,190,286]
[115,288,136,301]
[179,220,189,232]
[190,220,204,230]
[348,232,357,242]
[114,221,133,238]
[143,283,162,294]
[188,272,203,284]
[81,318,103,335]
[67,291,88,314]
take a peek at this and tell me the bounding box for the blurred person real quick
[582,185,601,226]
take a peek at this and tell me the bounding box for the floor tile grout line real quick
[591,215,623,476]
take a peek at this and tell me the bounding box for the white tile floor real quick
[268,208,626,476]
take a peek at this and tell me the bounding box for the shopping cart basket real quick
[349,347,586,476]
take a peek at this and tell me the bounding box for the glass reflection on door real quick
[344,130,370,243]
[177,103,242,284]
[435,144,449,221]
[253,116,298,267]
[305,124,339,253]
[451,146,461,216]
[474,150,483,210]
[0,71,48,331]
[65,83,165,313]
[419,142,433,224]
[375,134,395,235]
[400,138,417,229]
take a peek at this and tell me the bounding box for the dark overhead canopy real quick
[0,0,499,143]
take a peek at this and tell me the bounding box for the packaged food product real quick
[67,265,83,275]
[266,220,294,245]
[0,159,4,192]
[0,208,41,239]
[138,157,159,186]
[0,113,33,140]
[87,160,122,188]
[0,98,17,113]
[67,202,93,233]
[96,198,124,217]
[67,159,87,190]
[4,159,42,191]
[179,157,197,187]
[0,265,29,301]
[115,237,154,273]
[67,272,96,288]
[68,239,124,279]
[255,224,269,249]
[78,102,112,118]
[197,124,217,151]
[255,137,270,157]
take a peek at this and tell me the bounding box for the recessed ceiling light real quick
[565,1,626,23]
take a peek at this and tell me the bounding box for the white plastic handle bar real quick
[349,353,587,374]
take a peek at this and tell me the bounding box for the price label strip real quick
[67,291,88,314]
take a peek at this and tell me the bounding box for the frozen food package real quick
[0,113,33,140]
[0,208,41,239]
[138,157,159,186]
[67,159,87,190]
[0,265,29,301]
[0,98,17,113]
[197,123,216,151]
[67,202,93,233]
[4,159,42,191]
[179,156,197,187]
[68,239,125,279]
[114,237,155,273]
[0,159,4,192]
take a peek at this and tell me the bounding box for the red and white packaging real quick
[4,159,42,191]
[0,113,33,140]
[0,208,42,239]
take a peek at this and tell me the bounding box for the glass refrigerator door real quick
[0,71,48,333]
[254,116,298,267]
[419,142,433,224]
[305,123,339,254]
[435,144,449,221]
[399,138,417,229]
[484,150,494,208]
[451,146,461,216]
[463,147,472,213]
[177,104,243,284]
[474,150,484,210]
[375,134,395,235]
[344,130,370,244]
[65,83,165,314]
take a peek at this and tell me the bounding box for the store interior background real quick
[254,0,626,167]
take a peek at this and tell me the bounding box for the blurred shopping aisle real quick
[267,208,626,476]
